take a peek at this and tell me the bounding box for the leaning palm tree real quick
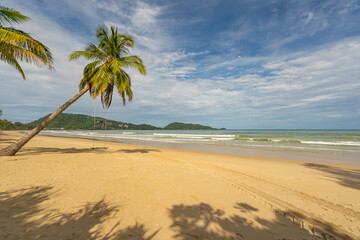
[0,6,54,78]
[0,25,146,156]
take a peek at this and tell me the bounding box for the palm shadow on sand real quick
[17,147,102,155]
[10,147,160,156]
[0,186,352,240]
[0,186,158,240]
[304,163,360,190]
[167,202,352,240]
[0,138,16,144]
[117,149,161,154]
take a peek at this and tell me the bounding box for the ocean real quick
[41,129,360,165]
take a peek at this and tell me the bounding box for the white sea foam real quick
[211,137,234,141]
[153,133,234,138]
[300,140,360,147]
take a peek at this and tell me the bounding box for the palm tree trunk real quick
[0,85,90,156]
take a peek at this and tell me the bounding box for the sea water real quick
[41,129,360,165]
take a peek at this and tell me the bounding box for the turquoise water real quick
[42,129,360,164]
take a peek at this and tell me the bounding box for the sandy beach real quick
[0,131,359,240]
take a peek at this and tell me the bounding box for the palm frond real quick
[0,40,53,69]
[115,35,134,57]
[96,25,109,42]
[118,35,134,48]
[0,6,29,26]
[114,69,133,105]
[119,55,146,75]
[0,50,25,79]
[79,61,102,91]
[96,25,112,54]
[109,59,122,75]
[101,83,114,108]
[83,60,102,78]
[0,6,54,79]
[88,66,114,100]
[69,51,102,61]
[84,43,107,58]
[0,28,53,63]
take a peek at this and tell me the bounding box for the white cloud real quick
[305,12,314,25]
[131,2,161,32]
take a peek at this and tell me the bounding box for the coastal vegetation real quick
[0,25,146,156]
[0,119,25,130]
[0,113,220,130]
[0,6,53,79]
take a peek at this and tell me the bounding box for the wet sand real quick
[0,131,359,239]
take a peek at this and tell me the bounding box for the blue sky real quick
[0,0,360,129]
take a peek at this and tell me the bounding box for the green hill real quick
[0,113,161,130]
[28,113,161,130]
[163,122,216,130]
[1,113,223,130]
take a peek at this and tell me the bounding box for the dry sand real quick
[0,131,359,240]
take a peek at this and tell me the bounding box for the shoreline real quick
[40,130,360,166]
[1,131,359,239]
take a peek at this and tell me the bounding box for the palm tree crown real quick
[69,25,146,108]
[0,6,54,79]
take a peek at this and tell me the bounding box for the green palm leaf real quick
[0,6,29,25]
[0,6,54,79]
